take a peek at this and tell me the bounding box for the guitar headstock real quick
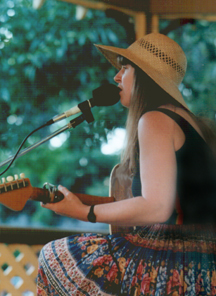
[0,173,33,211]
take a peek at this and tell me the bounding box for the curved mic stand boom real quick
[0,84,121,211]
[0,83,120,171]
[0,108,117,211]
[0,111,93,169]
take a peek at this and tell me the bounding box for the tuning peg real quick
[6,176,14,182]
[14,174,19,180]
[20,173,25,179]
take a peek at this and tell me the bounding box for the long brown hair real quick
[117,56,216,177]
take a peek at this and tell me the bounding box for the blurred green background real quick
[0,0,215,232]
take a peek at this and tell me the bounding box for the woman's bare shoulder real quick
[138,109,185,151]
[138,110,176,135]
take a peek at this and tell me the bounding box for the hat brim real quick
[94,44,189,111]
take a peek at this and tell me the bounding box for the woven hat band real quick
[128,37,187,86]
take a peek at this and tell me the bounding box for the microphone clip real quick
[69,100,95,129]
[78,100,94,124]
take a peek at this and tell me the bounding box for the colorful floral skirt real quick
[37,224,216,296]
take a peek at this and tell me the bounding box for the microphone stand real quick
[0,109,94,169]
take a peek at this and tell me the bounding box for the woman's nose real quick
[114,70,122,83]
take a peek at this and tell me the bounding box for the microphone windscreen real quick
[91,84,120,107]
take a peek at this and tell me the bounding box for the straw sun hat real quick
[95,33,189,110]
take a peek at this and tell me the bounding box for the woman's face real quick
[114,64,135,107]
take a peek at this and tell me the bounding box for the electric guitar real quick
[0,173,115,211]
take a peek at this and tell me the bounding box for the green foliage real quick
[167,22,216,118]
[0,0,127,229]
[0,1,216,230]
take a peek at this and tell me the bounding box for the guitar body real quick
[109,164,135,234]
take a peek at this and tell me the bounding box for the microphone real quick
[47,84,120,125]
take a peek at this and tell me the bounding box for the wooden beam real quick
[60,0,216,15]
[34,0,216,39]
[89,0,149,12]
[59,0,152,39]
[60,0,138,16]
[151,0,216,15]
[34,0,216,19]
[0,226,108,245]
[160,13,216,21]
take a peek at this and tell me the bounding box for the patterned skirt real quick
[37,224,216,296]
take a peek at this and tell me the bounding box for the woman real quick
[37,33,216,295]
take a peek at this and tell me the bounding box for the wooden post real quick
[151,14,159,33]
[134,12,147,39]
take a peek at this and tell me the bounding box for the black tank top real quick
[132,108,216,224]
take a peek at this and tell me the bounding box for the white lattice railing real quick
[0,226,83,295]
[0,226,108,295]
[0,243,43,296]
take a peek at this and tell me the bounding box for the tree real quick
[0,0,128,229]
[0,0,215,230]
[168,21,216,118]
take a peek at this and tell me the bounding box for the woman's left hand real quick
[41,185,90,221]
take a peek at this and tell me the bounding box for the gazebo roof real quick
[33,0,216,38]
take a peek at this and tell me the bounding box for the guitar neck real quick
[30,187,115,205]
[76,192,115,205]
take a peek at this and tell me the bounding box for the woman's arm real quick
[41,111,178,226]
